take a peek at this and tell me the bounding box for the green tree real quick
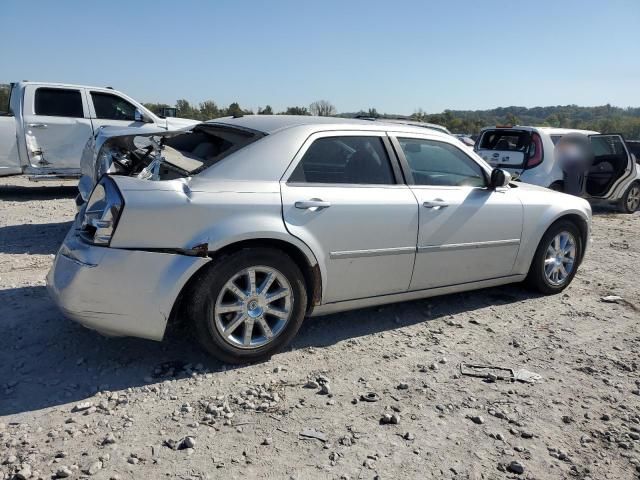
[175,99,195,119]
[198,100,220,120]
[309,100,336,116]
[258,105,273,115]
[282,106,309,115]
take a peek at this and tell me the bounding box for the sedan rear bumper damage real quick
[46,228,210,341]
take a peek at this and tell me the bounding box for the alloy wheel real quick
[626,184,640,212]
[543,231,577,286]
[214,266,293,349]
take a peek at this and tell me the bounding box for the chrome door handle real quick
[28,123,48,129]
[294,199,331,210]
[423,199,449,208]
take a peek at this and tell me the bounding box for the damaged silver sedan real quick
[48,116,592,363]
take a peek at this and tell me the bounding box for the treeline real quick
[409,104,640,139]
[2,83,639,139]
[148,97,640,139]
[143,99,336,120]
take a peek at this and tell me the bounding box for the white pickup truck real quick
[0,81,197,179]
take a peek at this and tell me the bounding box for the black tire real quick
[187,248,307,364]
[618,181,640,214]
[526,220,582,295]
[548,181,564,192]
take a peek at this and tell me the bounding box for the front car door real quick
[391,134,524,290]
[21,85,94,171]
[280,131,419,303]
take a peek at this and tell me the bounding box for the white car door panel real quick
[0,116,20,174]
[280,132,419,303]
[22,86,93,170]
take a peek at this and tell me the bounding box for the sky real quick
[2,0,639,114]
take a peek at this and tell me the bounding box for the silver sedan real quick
[47,116,592,363]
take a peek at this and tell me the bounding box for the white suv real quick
[475,126,640,213]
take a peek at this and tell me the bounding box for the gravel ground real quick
[1,175,639,480]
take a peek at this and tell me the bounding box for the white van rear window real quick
[479,130,530,152]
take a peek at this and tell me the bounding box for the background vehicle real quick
[0,81,197,180]
[475,126,640,212]
[48,116,591,364]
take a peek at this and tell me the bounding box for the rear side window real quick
[288,136,395,185]
[91,92,137,121]
[590,135,627,157]
[398,138,486,187]
[479,130,530,152]
[34,88,83,117]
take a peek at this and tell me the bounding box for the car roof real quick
[15,81,121,91]
[207,115,453,138]
[480,125,599,135]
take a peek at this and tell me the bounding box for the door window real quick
[91,92,137,121]
[288,136,395,185]
[34,88,84,117]
[398,138,486,187]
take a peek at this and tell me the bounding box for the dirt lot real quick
[1,176,639,480]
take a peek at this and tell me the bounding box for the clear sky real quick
[2,0,639,114]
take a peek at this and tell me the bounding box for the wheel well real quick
[553,214,589,262]
[167,239,321,333]
[549,181,564,191]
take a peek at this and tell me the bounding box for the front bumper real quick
[47,227,210,341]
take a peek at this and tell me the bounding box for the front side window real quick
[91,92,137,121]
[398,138,486,187]
[288,136,395,185]
[34,88,83,117]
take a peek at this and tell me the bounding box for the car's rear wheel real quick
[188,248,307,364]
[526,220,582,294]
[618,181,640,213]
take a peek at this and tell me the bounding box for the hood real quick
[165,116,200,129]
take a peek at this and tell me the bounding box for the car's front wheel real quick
[526,220,582,294]
[188,248,307,364]
[618,181,640,213]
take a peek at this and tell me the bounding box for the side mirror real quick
[490,168,512,189]
[134,108,150,123]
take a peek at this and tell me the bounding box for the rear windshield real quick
[162,124,264,174]
[479,130,530,152]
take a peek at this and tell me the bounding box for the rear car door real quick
[21,86,93,170]
[393,135,524,290]
[586,134,633,199]
[280,131,419,303]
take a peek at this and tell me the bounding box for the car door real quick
[280,131,419,304]
[88,90,157,132]
[391,134,524,291]
[21,86,94,170]
[587,134,633,199]
[0,116,19,176]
